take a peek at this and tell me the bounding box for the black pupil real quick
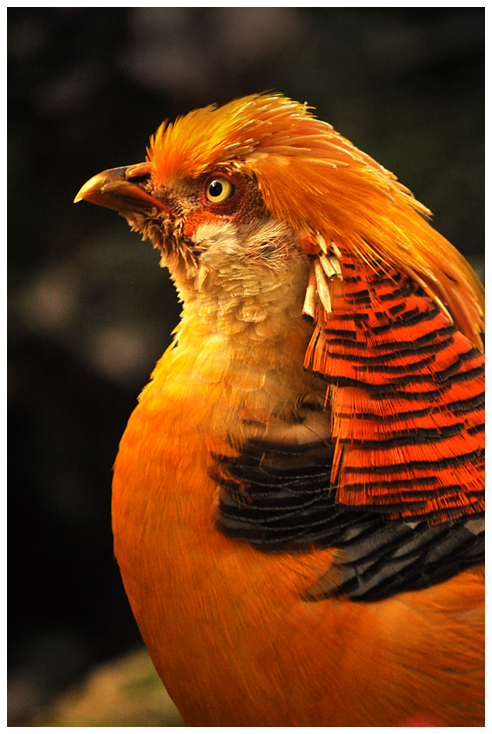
[209,180,224,198]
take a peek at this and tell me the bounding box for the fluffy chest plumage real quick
[111,323,483,727]
[112,397,484,725]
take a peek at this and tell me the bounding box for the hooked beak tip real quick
[74,173,105,203]
[73,165,168,214]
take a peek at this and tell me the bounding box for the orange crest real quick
[147,93,483,347]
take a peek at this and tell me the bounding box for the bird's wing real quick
[213,248,484,601]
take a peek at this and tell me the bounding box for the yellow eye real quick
[205,178,235,203]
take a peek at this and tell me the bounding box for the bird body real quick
[76,94,484,726]
[112,335,483,726]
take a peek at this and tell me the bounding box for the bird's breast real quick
[112,343,483,726]
[111,352,340,724]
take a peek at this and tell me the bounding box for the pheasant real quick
[75,93,484,726]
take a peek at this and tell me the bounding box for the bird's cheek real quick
[182,211,223,239]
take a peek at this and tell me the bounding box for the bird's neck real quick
[144,278,318,434]
[179,295,310,366]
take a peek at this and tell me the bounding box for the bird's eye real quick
[205,178,235,203]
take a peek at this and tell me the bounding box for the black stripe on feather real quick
[212,430,484,602]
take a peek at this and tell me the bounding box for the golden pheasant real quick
[75,93,484,726]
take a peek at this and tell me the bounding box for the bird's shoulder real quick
[212,406,484,602]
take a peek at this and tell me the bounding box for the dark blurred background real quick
[8,7,484,725]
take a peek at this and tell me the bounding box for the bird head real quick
[75,93,484,347]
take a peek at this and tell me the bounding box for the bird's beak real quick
[74,163,170,214]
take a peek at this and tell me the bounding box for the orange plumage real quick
[75,93,484,726]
